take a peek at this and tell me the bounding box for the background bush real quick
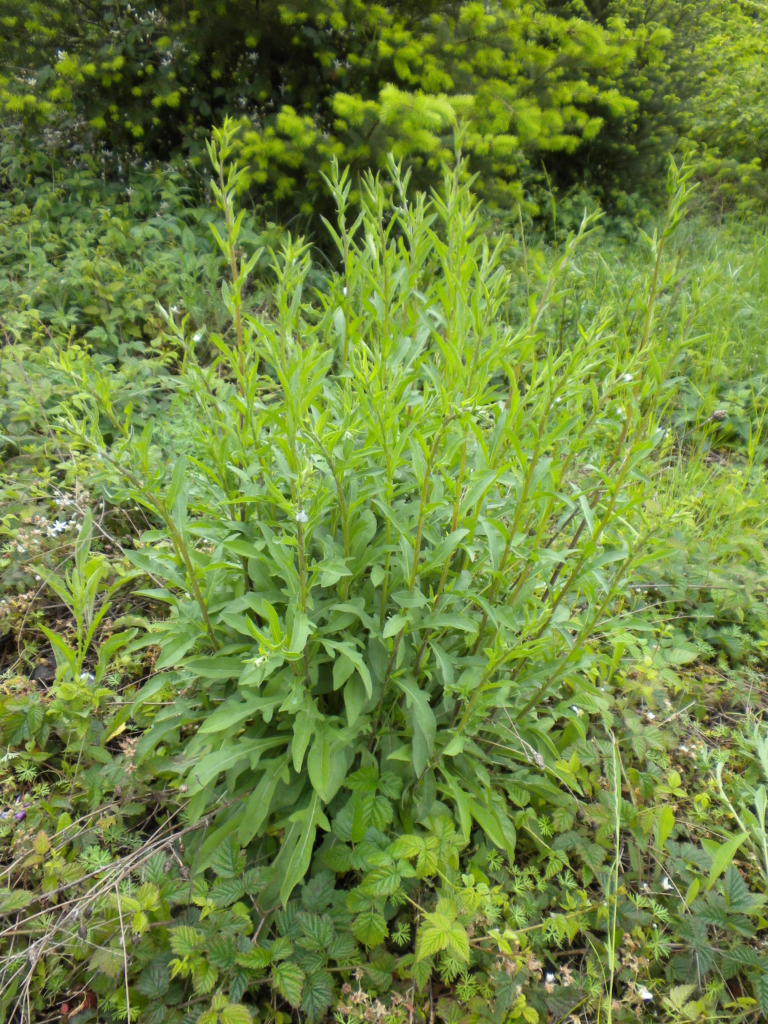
[3,0,767,224]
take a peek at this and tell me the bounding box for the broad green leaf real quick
[656,805,675,849]
[705,833,748,889]
[322,640,372,698]
[198,695,282,735]
[344,674,367,727]
[239,754,291,845]
[383,613,408,638]
[280,793,328,906]
[292,706,316,772]
[288,611,310,654]
[190,736,287,788]
[394,677,435,751]
[307,724,348,803]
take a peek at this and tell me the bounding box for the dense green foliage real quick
[4,114,768,1023]
[3,0,766,221]
[3,2,768,1020]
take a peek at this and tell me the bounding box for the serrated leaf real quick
[210,836,245,878]
[221,1005,252,1024]
[297,911,334,951]
[346,766,379,793]
[359,863,403,899]
[211,877,246,908]
[301,870,335,913]
[577,842,607,872]
[136,962,170,998]
[367,794,393,830]
[171,926,204,956]
[208,934,237,970]
[193,959,218,995]
[0,890,34,913]
[410,955,434,992]
[389,835,424,860]
[723,865,765,912]
[235,946,273,972]
[352,907,388,947]
[378,772,403,800]
[328,932,359,963]
[753,971,768,1014]
[32,831,50,856]
[272,961,305,1008]
[323,842,353,872]
[301,967,334,1024]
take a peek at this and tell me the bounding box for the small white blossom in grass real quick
[193,330,204,342]
[545,974,555,983]
[571,705,584,717]
[295,510,309,524]
[171,305,178,314]
[638,986,653,1002]
[623,373,633,382]
[646,711,656,721]
[661,876,672,891]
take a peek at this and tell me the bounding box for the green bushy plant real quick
[5,131,768,1024]
[70,120,695,889]
[0,125,696,1018]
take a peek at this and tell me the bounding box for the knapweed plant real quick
[45,124,698,1020]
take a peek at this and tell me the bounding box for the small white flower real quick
[545,973,555,983]
[295,510,309,524]
[193,330,204,342]
[571,705,584,717]
[342,286,347,296]
[344,431,353,440]
[171,305,179,314]
[623,373,633,382]
[646,711,655,721]
[661,876,672,891]
[555,396,562,403]
[638,986,653,1002]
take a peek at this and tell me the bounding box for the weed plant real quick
[2,130,768,1024]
